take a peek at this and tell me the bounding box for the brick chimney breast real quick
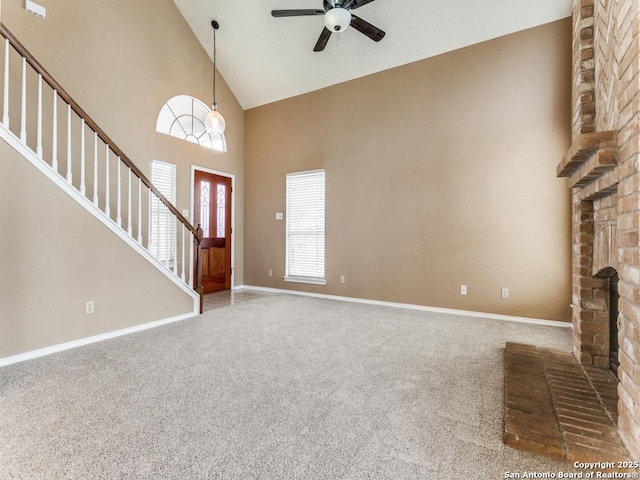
[559,0,640,461]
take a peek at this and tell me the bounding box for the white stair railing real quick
[0,24,204,311]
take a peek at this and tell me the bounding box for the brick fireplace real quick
[557,0,640,460]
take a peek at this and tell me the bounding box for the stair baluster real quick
[52,90,57,172]
[92,131,98,205]
[137,177,142,245]
[19,57,25,143]
[127,168,132,236]
[66,104,72,183]
[80,119,86,195]
[3,39,9,127]
[36,74,42,158]
[104,144,110,217]
[116,157,122,227]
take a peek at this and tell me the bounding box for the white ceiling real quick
[173,0,572,110]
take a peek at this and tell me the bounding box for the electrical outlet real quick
[86,300,95,314]
[340,275,345,284]
[268,269,273,277]
[501,288,509,299]
[460,285,467,296]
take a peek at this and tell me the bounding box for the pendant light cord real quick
[205,19,225,135]
[212,20,219,107]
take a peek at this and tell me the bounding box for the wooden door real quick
[194,170,232,293]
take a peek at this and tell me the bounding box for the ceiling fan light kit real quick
[271,0,385,52]
[324,7,351,32]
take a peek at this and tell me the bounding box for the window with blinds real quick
[285,169,326,285]
[150,160,177,267]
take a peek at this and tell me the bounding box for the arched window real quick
[156,95,226,152]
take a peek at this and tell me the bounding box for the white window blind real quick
[285,169,326,285]
[150,160,177,267]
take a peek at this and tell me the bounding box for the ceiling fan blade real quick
[350,14,385,42]
[313,28,332,52]
[345,0,377,10]
[271,9,324,17]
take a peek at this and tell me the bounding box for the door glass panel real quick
[217,184,226,238]
[200,181,210,237]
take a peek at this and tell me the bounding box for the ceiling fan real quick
[271,0,385,52]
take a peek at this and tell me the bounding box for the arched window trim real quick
[156,95,226,152]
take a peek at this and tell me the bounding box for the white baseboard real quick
[0,312,198,367]
[237,285,572,329]
[1,287,571,368]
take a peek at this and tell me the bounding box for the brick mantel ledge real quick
[557,131,618,179]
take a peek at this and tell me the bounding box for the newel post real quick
[195,224,204,314]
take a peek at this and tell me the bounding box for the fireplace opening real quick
[609,272,619,375]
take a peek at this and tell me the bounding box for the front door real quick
[194,170,232,293]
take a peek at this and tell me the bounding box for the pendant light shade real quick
[205,103,226,134]
[206,20,226,135]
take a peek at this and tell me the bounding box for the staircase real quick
[0,24,203,337]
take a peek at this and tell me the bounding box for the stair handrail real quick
[0,23,204,311]
[0,23,195,235]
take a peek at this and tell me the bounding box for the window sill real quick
[283,276,326,286]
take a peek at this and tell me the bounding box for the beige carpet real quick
[0,293,573,479]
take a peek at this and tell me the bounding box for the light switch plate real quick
[275,212,283,220]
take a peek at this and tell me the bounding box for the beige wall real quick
[0,140,194,357]
[244,19,573,322]
[2,0,244,284]
[0,0,244,357]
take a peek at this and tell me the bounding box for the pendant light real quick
[205,20,226,134]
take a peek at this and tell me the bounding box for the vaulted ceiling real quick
[173,0,572,110]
